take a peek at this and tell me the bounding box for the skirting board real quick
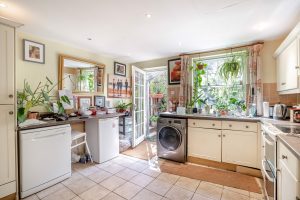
[187,156,262,178]
[0,181,16,199]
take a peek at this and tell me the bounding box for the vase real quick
[186,107,193,114]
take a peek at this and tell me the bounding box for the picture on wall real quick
[23,39,45,64]
[168,58,181,85]
[107,75,131,98]
[114,62,126,76]
[77,96,92,108]
[94,95,105,107]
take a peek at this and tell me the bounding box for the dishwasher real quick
[19,124,71,198]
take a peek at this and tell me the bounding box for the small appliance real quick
[290,108,300,123]
[273,104,288,119]
[263,102,270,118]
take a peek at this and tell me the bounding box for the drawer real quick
[188,119,221,129]
[222,121,257,132]
[278,141,300,180]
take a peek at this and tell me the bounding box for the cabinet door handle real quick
[282,155,288,159]
[9,111,13,115]
[229,124,232,127]
[212,123,215,126]
[193,122,196,125]
[9,94,13,98]
[223,134,226,137]
[295,66,300,70]
[281,82,286,86]
[245,125,249,128]
[218,135,221,137]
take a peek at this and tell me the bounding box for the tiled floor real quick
[23,154,265,200]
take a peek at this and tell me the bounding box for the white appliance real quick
[86,117,119,163]
[19,125,71,198]
[263,102,270,118]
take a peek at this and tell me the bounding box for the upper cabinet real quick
[0,23,15,104]
[274,22,300,94]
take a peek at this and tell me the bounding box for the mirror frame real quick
[58,54,105,93]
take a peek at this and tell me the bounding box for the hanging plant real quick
[218,54,242,82]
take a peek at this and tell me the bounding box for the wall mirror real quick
[58,55,105,93]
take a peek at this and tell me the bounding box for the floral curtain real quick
[247,44,263,115]
[178,55,192,107]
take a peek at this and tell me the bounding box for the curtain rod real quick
[179,41,264,56]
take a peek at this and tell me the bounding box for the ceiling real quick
[0,0,300,63]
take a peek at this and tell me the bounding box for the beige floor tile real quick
[146,179,173,196]
[36,183,65,199]
[87,169,112,183]
[127,162,149,172]
[22,194,39,200]
[77,166,100,177]
[157,172,179,184]
[249,192,264,200]
[101,192,125,200]
[175,176,201,192]
[195,181,223,200]
[114,182,142,199]
[112,157,136,167]
[99,163,125,174]
[79,185,110,200]
[71,197,82,200]
[42,187,76,200]
[115,168,139,181]
[100,175,127,191]
[62,172,84,186]
[224,186,250,196]
[63,176,96,195]
[221,189,250,200]
[142,168,161,178]
[95,161,114,169]
[130,173,154,187]
[192,193,214,200]
[131,189,163,200]
[165,185,194,200]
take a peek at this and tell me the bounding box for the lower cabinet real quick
[188,127,221,162]
[222,130,258,168]
[277,141,300,200]
[0,105,16,198]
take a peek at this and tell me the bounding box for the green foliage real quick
[150,74,167,94]
[218,53,246,82]
[115,101,132,110]
[77,70,95,92]
[229,97,246,111]
[188,61,207,107]
[57,95,71,115]
[150,115,159,122]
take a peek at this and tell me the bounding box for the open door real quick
[132,66,146,147]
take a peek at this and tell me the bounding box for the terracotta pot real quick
[27,112,39,119]
[151,93,164,98]
[197,64,204,70]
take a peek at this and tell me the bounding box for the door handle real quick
[9,111,13,115]
[8,94,13,98]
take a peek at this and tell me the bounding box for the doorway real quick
[122,66,168,161]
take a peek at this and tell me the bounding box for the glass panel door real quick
[132,66,146,147]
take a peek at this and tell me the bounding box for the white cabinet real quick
[187,119,259,168]
[274,22,300,94]
[0,105,16,198]
[0,23,14,104]
[277,141,300,200]
[188,127,221,162]
[222,130,258,168]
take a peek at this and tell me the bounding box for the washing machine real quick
[157,117,187,163]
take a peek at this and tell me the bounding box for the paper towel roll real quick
[263,102,269,117]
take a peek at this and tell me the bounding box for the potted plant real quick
[215,101,229,116]
[115,101,132,113]
[150,115,159,127]
[218,54,242,82]
[17,77,71,123]
[229,97,246,113]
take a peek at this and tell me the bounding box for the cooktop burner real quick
[273,124,300,137]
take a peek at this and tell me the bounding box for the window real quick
[192,51,248,109]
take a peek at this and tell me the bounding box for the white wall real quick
[16,31,131,110]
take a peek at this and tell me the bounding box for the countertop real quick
[18,113,125,131]
[159,112,300,160]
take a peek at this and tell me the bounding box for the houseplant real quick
[218,54,242,82]
[115,101,132,113]
[215,100,229,116]
[150,115,159,127]
[17,77,70,123]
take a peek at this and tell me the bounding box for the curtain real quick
[248,44,263,115]
[179,55,192,107]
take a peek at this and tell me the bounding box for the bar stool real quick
[71,130,93,163]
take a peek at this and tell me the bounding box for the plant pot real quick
[151,121,157,127]
[186,107,193,114]
[151,93,164,98]
[117,109,126,113]
[219,110,228,116]
[27,112,39,119]
[192,108,198,113]
[197,64,205,70]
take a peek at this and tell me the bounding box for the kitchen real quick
[0,1,300,200]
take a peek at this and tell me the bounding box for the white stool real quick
[71,130,93,163]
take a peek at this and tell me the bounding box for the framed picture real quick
[77,96,92,108]
[94,95,105,107]
[107,74,131,98]
[23,39,45,64]
[168,58,181,85]
[114,62,126,76]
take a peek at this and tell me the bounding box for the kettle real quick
[273,104,288,120]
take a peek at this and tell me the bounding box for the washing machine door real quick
[158,126,182,151]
